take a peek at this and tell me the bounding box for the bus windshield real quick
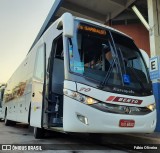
[69,21,152,95]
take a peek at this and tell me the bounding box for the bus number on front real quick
[79,87,91,92]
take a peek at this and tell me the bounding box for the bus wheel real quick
[34,127,44,139]
[0,118,4,122]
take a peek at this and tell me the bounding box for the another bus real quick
[0,85,5,120]
[2,13,156,138]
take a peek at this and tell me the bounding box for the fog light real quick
[147,103,156,111]
[77,114,88,125]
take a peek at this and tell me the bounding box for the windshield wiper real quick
[98,40,119,89]
[98,58,116,89]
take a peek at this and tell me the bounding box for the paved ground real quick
[0,121,160,153]
[0,121,127,153]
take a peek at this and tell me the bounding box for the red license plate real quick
[119,120,135,127]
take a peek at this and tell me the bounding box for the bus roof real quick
[44,14,132,41]
[32,13,133,54]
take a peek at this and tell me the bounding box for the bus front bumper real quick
[63,96,156,133]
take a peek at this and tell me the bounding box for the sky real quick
[0,0,55,83]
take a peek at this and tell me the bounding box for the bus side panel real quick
[6,100,17,121]
[25,50,37,124]
[15,57,32,123]
[30,81,43,127]
[2,44,36,123]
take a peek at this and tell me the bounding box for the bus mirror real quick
[57,13,74,38]
[140,49,149,68]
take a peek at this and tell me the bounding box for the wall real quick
[111,24,150,56]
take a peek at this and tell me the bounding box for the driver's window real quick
[79,36,102,69]
[55,36,63,60]
[78,35,112,72]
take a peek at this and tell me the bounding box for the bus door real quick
[30,44,46,128]
[45,35,64,127]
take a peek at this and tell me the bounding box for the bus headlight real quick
[86,97,96,105]
[147,103,156,111]
[63,89,98,105]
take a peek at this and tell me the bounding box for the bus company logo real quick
[106,96,143,105]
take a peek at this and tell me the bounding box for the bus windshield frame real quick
[68,20,152,96]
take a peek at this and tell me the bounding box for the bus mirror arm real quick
[68,38,73,46]
[56,13,74,38]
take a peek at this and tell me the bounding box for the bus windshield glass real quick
[69,21,151,95]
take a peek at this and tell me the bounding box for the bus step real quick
[50,118,63,127]
[50,123,63,127]
[45,110,57,114]
[49,117,63,127]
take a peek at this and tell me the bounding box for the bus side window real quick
[34,44,45,81]
[55,36,63,60]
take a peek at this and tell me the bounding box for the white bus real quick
[0,85,5,120]
[2,13,156,138]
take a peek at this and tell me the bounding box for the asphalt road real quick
[0,121,159,153]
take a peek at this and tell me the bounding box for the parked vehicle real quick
[2,13,156,138]
[0,85,5,120]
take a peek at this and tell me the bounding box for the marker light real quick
[147,103,156,112]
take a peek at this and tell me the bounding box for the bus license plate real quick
[119,120,135,127]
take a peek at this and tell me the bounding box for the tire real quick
[0,118,4,122]
[34,127,44,139]
[10,120,16,126]
[88,133,102,143]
